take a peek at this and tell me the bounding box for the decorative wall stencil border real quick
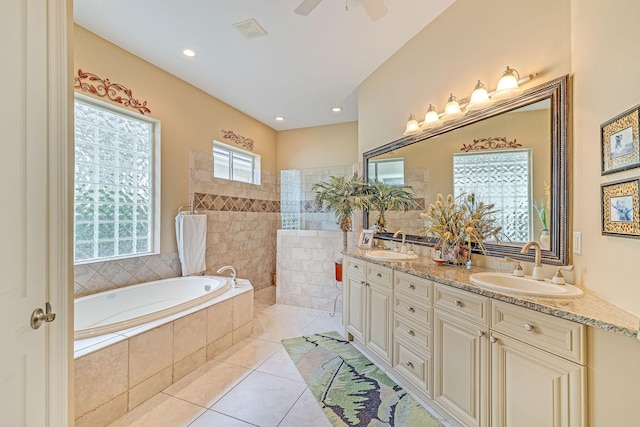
[460,137,521,152]
[74,69,151,115]
[194,192,279,212]
[221,129,255,151]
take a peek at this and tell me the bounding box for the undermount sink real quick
[469,272,583,298]
[364,250,418,262]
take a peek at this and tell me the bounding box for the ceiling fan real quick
[294,0,388,22]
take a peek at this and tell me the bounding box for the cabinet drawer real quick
[394,313,432,353]
[366,263,393,286]
[394,292,432,329]
[491,300,586,364]
[394,271,433,303]
[393,337,432,396]
[344,256,366,276]
[434,284,489,326]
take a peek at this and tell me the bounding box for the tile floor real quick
[106,286,450,427]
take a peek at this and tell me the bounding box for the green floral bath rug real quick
[282,332,444,427]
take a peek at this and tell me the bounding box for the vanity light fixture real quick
[403,113,421,136]
[421,104,442,129]
[182,48,196,57]
[442,94,465,121]
[467,80,494,111]
[400,66,538,135]
[492,66,523,100]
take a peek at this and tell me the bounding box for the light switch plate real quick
[573,231,582,255]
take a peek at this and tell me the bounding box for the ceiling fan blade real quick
[361,0,388,21]
[294,0,323,16]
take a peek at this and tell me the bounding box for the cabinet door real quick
[366,282,393,363]
[434,309,489,427]
[345,273,366,342]
[491,332,585,427]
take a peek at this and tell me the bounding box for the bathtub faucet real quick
[217,265,238,287]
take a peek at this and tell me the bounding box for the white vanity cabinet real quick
[343,256,393,364]
[433,284,490,427]
[392,271,434,397]
[490,300,586,427]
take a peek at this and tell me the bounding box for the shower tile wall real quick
[378,167,428,233]
[74,252,181,297]
[190,151,279,292]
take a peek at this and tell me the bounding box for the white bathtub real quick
[74,275,231,340]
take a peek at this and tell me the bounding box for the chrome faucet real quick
[217,265,238,287]
[520,241,544,280]
[393,230,407,254]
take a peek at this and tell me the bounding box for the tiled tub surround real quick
[276,229,357,311]
[74,252,182,297]
[343,249,640,337]
[74,280,254,427]
[190,150,279,292]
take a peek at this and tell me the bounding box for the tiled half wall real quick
[190,151,279,292]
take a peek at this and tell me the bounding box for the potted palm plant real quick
[312,174,369,249]
[367,180,416,233]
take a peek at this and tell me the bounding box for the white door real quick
[0,0,70,426]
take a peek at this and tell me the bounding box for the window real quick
[213,141,261,184]
[74,96,160,263]
[453,149,531,242]
[368,158,405,185]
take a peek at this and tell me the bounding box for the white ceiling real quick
[74,0,455,131]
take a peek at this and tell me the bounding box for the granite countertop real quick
[343,249,640,338]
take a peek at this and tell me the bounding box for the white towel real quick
[175,213,207,276]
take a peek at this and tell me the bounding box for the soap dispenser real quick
[552,265,574,285]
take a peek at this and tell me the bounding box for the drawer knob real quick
[477,330,484,337]
[405,361,414,369]
[407,306,415,313]
[490,336,497,343]
[360,281,366,285]
[353,265,359,269]
[453,300,461,307]
[408,284,415,290]
[407,329,415,336]
[524,323,534,332]
[376,272,382,278]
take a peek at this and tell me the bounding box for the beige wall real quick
[571,0,640,315]
[358,0,640,422]
[358,0,571,157]
[74,25,277,253]
[276,122,358,171]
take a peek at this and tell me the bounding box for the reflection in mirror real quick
[364,76,569,265]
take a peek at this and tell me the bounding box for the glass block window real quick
[74,97,159,263]
[213,141,261,185]
[453,149,531,243]
[368,158,405,185]
[280,170,301,230]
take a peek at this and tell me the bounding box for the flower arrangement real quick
[533,181,551,231]
[420,193,502,255]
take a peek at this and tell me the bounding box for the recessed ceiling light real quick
[182,48,196,57]
[332,106,343,112]
[275,116,285,121]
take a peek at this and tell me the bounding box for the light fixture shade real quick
[422,104,442,129]
[467,80,494,111]
[403,113,421,136]
[443,94,464,121]
[493,66,523,100]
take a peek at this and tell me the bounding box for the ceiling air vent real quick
[232,18,268,39]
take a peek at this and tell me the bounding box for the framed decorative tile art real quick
[601,178,640,238]
[601,104,640,175]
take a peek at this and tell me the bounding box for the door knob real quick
[31,302,56,329]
